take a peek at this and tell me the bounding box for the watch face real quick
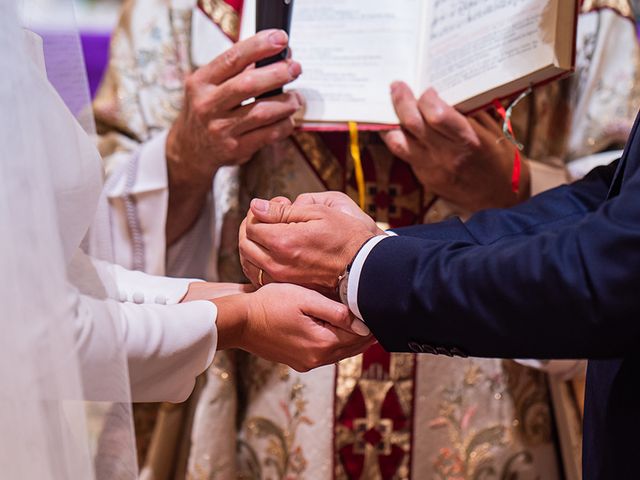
[339,272,349,306]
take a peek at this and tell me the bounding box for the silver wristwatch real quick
[337,265,351,306]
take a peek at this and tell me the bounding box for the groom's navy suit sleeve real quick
[357,160,640,359]
[395,161,616,243]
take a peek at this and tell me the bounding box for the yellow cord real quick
[348,121,366,210]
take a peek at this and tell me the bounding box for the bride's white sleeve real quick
[69,250,218,403]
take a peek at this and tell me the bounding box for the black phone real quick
[256,0,294,99]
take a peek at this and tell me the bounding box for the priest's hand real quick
[381,83,531,212]
[166,29,303,245]
[213,284,374,371]
[239,196,381,294]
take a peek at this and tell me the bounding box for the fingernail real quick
[252,198,269,212]
[423,89,444,117]
[269,30,288,46]
[351,319,371,337]
[423,88,436,103]
[426,88,444,106]
[288,61,302,79]
[390,81,400,96]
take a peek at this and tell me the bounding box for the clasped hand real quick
[240,192,383,293]
[232,192,383,369]
[183,281,375,372]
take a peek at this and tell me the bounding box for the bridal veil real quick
[0,0,137,477]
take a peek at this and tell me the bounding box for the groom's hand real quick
[239,194,381,293]
[292,191,377,227]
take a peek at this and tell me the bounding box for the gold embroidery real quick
[335,352,415,480]
[293,132,344,191]
[428,361,556,479]
[335,355,363,415]
[430,362,510,479]
[502,360,553,446]
[198,0,241,41]
[237,352,280,397]
[239,380,312,480]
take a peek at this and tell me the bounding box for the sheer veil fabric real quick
[0,0,137,478]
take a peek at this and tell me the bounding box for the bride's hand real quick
[181,282,255,302]
[214,284,375,372]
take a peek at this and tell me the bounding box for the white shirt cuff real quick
[347,234,394,320]
[112,261,205,305]
[122,299,218,403]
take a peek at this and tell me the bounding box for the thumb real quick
[250,198,291,224]
[250,198,323,224]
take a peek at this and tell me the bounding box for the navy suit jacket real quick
[358,113,640,479]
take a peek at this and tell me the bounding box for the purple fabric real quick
[39,31,91,116]
[80,32,111,98]
[38,30,111,110]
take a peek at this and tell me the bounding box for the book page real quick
[287,0,424,124]
[421,0,561,110]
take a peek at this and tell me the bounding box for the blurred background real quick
[26,0,121,98]
[74,0,120,96]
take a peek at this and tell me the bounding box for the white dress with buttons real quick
[27,31,218,404]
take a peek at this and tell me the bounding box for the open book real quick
[241,0,577,127]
